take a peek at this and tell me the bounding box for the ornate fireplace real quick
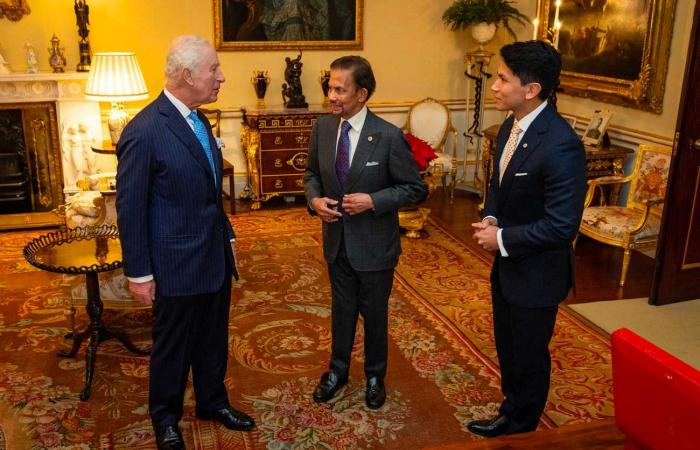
[0,72,107,230]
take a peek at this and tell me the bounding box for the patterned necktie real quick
[335,120,352,186]
[188,111,216,185]
[499,120,522,184]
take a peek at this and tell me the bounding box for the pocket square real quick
[514,172,528,177]
[366,161,379,166]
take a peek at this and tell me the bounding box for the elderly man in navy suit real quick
[304,56,427,410]
[116,35,254,450]
[470,41,587,437]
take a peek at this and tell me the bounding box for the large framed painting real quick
[213,0,363,51]
[537,0,678,114]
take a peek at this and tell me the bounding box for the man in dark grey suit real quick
[116,36,254,450]
[470,41,587,437]
[304,56,427,409]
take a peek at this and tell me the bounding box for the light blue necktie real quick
[188,111,216,185]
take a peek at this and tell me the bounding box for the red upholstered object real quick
[612,328,700,450]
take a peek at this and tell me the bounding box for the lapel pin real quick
[368,136,373,142]
[522,143,528,148]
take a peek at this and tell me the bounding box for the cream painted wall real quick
[0,0,474,109]
[0,0,694,195]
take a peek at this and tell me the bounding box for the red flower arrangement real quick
[405,133,438,172]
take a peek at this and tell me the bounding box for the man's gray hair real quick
[164,35,211,83]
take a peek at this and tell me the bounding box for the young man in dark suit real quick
[116,36,254,450]
[304,56,427,410]
[470,41,587,437]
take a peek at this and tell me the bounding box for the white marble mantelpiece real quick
[0,71,111,194]
[0,71,90,102]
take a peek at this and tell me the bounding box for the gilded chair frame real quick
[579,144,671,287]
[401,97,458,201]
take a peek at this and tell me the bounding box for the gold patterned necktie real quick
[499,120,522,184]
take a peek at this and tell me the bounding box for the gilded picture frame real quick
[537,0,677,114]
[213,0,363,51]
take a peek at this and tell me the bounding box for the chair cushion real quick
[580,206,660,242]
[429,152,453,172]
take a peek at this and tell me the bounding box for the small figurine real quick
[281,51,308,109]
[0,49,10,75]
[74,0,91,71]
[319,70,331,106]
[25,42,38,74]
[48,34,67,73]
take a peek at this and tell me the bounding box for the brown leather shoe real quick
[312,371,347,403]
[154,424,185,450]
[467,415,510,438]
[195,406,255,431]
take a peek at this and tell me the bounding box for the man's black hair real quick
[330,55,376,101]
[500,40,561,104]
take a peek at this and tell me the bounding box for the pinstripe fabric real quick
[116,92,237,296]
[189,111,217,185]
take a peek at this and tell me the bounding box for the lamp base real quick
[107,102,129,145]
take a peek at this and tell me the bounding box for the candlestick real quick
[532,18,539,40]
[553,21,561,49]
[554,0,561,26]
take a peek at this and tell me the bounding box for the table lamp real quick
[85,52,148,145]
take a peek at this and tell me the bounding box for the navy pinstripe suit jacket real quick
[115,92,237,297]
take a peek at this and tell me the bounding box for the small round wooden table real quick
[23,225,149,401]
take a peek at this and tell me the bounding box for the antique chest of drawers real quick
[240,106,328,209]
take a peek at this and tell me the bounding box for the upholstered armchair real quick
[579,144,671,287]
[402,97,458,201]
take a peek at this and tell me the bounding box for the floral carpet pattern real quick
[0,208,613,449]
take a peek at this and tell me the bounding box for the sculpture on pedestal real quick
[74,0,91,71]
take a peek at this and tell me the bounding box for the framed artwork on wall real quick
[582,109,613,147]
[213,0,363,51]
[537,0,677,114]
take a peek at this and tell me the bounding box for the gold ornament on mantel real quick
[48,34,67,73]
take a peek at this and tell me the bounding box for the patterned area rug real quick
[0,208,613,449]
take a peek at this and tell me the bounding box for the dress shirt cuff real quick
[496,228,509,257]
[127,274,154,283]
[230,238,236,243]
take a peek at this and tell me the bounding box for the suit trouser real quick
[149,272,232,427]
[491,271,559,434]
[327,239,394,380]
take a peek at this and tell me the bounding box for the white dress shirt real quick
[336,105,368,164]
[488,100,548,257]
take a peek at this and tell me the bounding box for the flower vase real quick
[471,22,497,51]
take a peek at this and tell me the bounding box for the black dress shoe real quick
[467,415,510,438]
[154,425,185,450]
[313,371,347,403]
[195,406,256,431]
[365,377,386,410]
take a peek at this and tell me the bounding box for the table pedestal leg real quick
[57,273,149,401]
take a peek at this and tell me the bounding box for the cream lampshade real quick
[85,52,148,145]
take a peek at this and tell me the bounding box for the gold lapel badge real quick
[368,136,373,142]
